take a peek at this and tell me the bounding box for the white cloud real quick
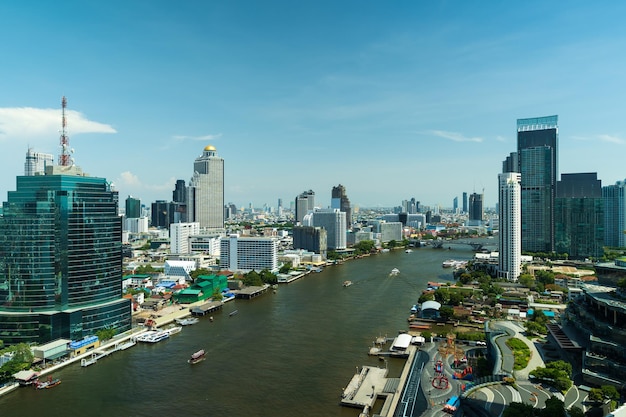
[118,171,142,186]
[0,107,116,140]
[172,133,222,141]
[429,130,483,143]
[571,134,625,145]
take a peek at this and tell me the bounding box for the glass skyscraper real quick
[517,115,558,253]
[0,166,131,346]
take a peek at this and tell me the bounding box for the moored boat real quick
[35,376,61,389]
[188,349,206,364]
[175,317,200,326]
[135,330,170,343]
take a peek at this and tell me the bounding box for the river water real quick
[0,242,488,417]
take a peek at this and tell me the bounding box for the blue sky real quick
[1,1,625,210]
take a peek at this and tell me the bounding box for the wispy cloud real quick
[114,172,177,196]
[429,130,483,143]
[173,133,222,141]
[571,134,625,145]
[0,107,116,140]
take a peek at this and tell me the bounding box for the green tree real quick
[503,402,536,417]
[519,274,535,288]
[588,388,604,404]
[96,328,117,341]
[387,240,398,248]
[601,385,620,401]
[540,397,565,417]
[279,262,291,274]
[190,268,214,280]
[568,406,584,417]
[547,360,572,378]
[242,271,263,286]
[439,306,455,320]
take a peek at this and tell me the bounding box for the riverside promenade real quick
[0,300,207,398]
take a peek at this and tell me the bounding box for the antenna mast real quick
[59,96,71,166]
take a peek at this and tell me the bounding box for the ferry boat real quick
[36,376,61,389]
[188,349,206,364]
[135,330,170,343]
[175,317,199,326]
[343,280,353,287]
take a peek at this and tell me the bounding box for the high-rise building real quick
[462,192,468,213]
[603,179,626,248]
[125,195,141,218]
[170,222,201,255]
[468,193,483,225]
[220,234,278,272]
[453,197,458,213]
[0,164,130,345]
[292,226,327,257]
[295,190,315,224]
[24,147,54,176]
[173,179,187,203]
[187,145,224,229]
[331,184,352,228]
[311,208,347,250]
[517,115,558,252]
[498,172,521,281]
[555,173,603,259]
[151,200,169,228]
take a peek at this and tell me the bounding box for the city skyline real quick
[1,2,626,209]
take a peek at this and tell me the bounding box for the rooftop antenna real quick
[59,96,71,166]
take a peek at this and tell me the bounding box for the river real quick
[0,241,490,417]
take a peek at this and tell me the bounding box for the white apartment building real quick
[498,172,521,281]
[125,217,149,233]
[170,222,201,254]
[220,234,278,273]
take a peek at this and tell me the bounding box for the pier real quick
[190,300,224,316]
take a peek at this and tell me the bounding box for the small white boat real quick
[405,249,413,253]
[343,280,353,287]
[175,317,200,326]
[390,268,400,276]
[165,326,182,336]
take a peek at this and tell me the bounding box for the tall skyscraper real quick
[172,179,187,203]
[0,164,130,345]
[331,184,352,227]
[555,173,604,259]
[462,192,468,213]
[125,195,141,218]
[187,145,224,229]
[24,147,54,176]
[453,196,458,213]
[295,190,315,224]
[498,172,521,281]
[311,208,347,250]
[468,192,483,225]
[517,115,558,252]
[603,179,626,248]
[220,234,279,272]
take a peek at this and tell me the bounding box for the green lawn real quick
[505,337,531,370]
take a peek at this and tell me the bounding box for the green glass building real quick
[0,165,131,346]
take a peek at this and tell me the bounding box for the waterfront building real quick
[311,208,347,250]
[220,234,279,273]
[468,192,483,226]
[603,179,626,248]
[170,222,201,255]
[24,147,54,176]
[0,164,131,346]
[555,173,603,259]
[517,115,558,252]
[125,195,141,218]
[331,184,352,228]
[292,226,327,257]
[295,190,315,224]
[187,145,224,229]
[498,172,521,281]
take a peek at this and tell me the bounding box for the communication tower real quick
[59,96,72,166]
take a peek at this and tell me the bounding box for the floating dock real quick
[191,301,224,316]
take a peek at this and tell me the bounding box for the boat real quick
[188,349,206,364]
[389,268,400,276]
[405,249,412,253]
[165,326,182,335]
[135,330,170,343]
[343,280,352,287]
[175,317,200,326]
[36,376,61,389]
[229,310,239,317]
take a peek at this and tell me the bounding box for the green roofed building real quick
[174,274,228,304]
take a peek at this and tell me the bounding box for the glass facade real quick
[0,173,131,345]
